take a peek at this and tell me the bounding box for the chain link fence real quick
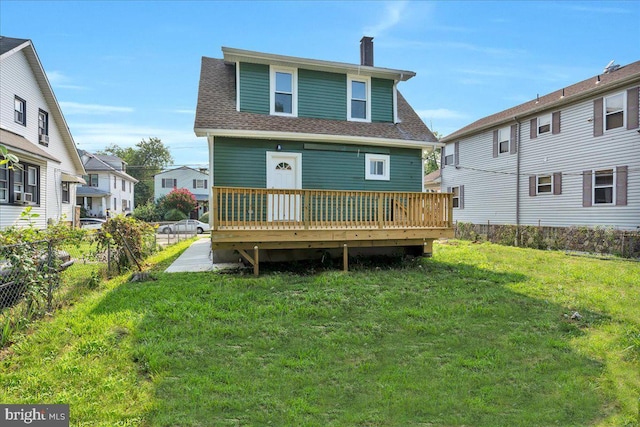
[0,237,114,347]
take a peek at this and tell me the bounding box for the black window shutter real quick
[553,172,562,195]
[593,98,604,137]
[582,171,592,207]
[627,87,639,130]
[616,166,628,206]
[552,111,561,134]
[459,185,464,209]
[193,179,196,188]
[529,176,536,196]
[492,130,498,158]
[530,118,537,139]
[510,124,517,154]
[205,179,208,188]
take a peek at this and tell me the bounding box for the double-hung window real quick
[162,178,177,188]
[14,96,26,126]
[604,92,624,130]
[89,174,99,187]
[61,182,70,203]
[365,153,390,181]
[537,175,552,194]
[452,187,460,208]
[593,169,614,204]
[0,163,8,203]
[9,162,39,204]
[122,179,126,191]
[194,179,206,189]
[538,114,551,134]
[498,126,510,154]
[348,76,370,122]
[38,110,48,132]
[270,67,297,116]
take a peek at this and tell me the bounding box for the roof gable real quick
[0,36,85,174]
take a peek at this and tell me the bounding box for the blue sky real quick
[2,1,638,167]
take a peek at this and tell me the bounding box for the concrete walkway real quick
[164,237,242,273]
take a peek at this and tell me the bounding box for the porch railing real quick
[212,187,453,231]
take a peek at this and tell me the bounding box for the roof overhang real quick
[0,128,61,163]
[222,47,416,82]
[62,172,86,184]
[195,128,443,150]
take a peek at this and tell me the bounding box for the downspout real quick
[514,116,521,246]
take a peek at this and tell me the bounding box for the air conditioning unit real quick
[14,193,24,203]
[24,193,33,203]
[39,134,49,145]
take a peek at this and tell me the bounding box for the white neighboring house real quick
[0,36,86,229]
[154,166,209,218]
[441,60,640,230]
[76,150,137,218]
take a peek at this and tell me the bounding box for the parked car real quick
[80,218,106,230]
[161,219,210,234]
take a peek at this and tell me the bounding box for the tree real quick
[423,131,443,175]
[99,137,173,206]
[162,188,196,218]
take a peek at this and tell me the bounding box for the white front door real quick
[266,152,302,221]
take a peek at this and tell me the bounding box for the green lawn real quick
[1,240,638,426]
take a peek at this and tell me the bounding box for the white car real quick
[161,219,210,234]
[80,218,106,230]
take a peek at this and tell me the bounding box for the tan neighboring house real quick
[0,36,86,228]
[423,169,441,193]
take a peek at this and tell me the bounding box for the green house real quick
[194,38,453,273]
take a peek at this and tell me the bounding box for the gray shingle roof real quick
[0,36,29,55]
[194,57,437,146]
[442,60,640,142]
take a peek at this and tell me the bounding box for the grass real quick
[0,240,638,426]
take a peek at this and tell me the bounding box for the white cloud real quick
[172,109,196,115]
[60,101,134,115]
[363,1,408,36]
[46,70,87,90]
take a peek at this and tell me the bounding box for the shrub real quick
[133,202,160,222]
[164,209,187,221]
[94,216,156,273]
[198,212,209,224]
[162,188,196,216]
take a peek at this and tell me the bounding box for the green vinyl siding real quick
[371,78,394,123]
[239,62,269,114]
[214,137,422,192]
[298,69,346,120]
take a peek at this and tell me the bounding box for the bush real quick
[198,212,209,224]
[132,202,160,222]
[164,209,187,221]
[94,216,156,273]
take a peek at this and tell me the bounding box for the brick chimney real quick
[360,36,374,67]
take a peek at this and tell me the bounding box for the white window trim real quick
[498,126,510,154]
[604,91,626,132]
[270,66,298,117]
[452,186,460,208]
[347,75,371,123]
[365,153,390,181]
[592,168,616,205]
[538,114,551,135]
[536,174,553,195]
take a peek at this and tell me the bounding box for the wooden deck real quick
[210,187,454,274]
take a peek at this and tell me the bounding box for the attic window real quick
[348,75,371,122]
[270,67,297,116]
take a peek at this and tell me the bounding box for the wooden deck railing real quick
[212,187,453,231]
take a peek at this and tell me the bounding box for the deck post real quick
[423,239,433,257]
[211,186,219,231]
[343,244,348,272]
[253,246,259,276]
